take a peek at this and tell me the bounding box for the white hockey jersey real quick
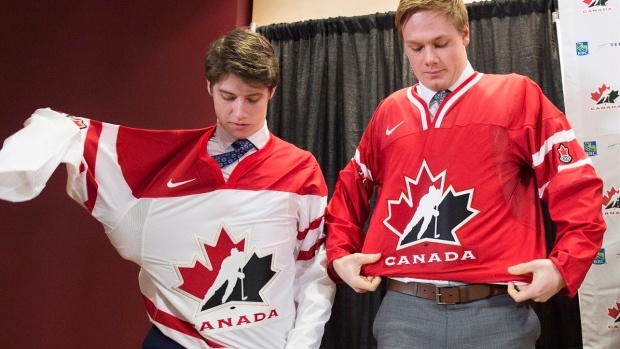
[0,108,335,349]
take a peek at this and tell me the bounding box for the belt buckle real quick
[435,286,458,305]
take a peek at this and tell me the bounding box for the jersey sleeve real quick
[0,108,137,230]
[285,158,336,349]
[0,108,82,202]
[511,78,606,297]
[325,108,380,283]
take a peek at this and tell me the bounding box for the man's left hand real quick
[506,259,566,302]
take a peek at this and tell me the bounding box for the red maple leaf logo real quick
[583,0,594,5]
[383,160,445,238]
[557,144,569,157]
[173,226,246,301]
[590,84,610,102]
[65,115,87,129]
[602,187,620,207]
[607,302,620,320]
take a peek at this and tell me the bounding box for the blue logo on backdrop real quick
[594,248,606,265]
[584,141,598,156]
[576,42,589,56]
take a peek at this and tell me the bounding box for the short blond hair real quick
[395,0,468,38]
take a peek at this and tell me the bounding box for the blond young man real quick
[326,1,606,347]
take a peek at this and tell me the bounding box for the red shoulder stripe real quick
[297,236,325,261]
[297,215,323,240]
[83,120,102,212]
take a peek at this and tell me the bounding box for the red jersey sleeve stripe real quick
[143,296,225,347]
[533,139,590,191]
[297,215,323,240]
[83,120,103,213]
[297,236,325,261]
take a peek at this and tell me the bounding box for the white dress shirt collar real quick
[417,61,475,108]
[212,120,270,153]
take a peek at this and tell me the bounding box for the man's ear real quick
[207,79,213,96]
[269,85,277,99]
[462,23,470,46]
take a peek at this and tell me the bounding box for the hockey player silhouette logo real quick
[602,186,620,212]
[403,185,442,240]
[383,160,479,250]
[173,225,278,314]
[584,0,610,9]
[202,247,247,305]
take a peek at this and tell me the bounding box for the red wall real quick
[0,1,252,348]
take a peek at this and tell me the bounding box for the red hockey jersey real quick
[326,72,606,296]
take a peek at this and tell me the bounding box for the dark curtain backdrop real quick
[258,0,580,348]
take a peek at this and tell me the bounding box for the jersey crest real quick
[557,143,573,163]
[383,160,479,250]
[65,114,87,129]
[172,224,279,315]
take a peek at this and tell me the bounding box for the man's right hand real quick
[332,253,382,293]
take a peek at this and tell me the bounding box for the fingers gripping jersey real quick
[326,73,606,296]
[0,108,335,349]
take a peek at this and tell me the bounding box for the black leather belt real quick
[388,279,508,304]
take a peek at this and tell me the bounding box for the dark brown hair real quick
[204,27,279,90]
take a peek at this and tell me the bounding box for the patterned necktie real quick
[431,89,451,107]
[213,139,255,168]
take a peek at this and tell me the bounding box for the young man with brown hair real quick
[0,28,335,349]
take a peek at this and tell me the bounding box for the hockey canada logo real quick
[173,225,279,315]
[607,302,620,329]
[383,160,479,249]
[602,186,620,215]
[582,0,614,13]
[65,114,87,129]
[557,144,573,163]
[590,83,619,110]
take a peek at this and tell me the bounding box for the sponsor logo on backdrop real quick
[594,248,606,264]
[582,0,614,13]
[599,42,620,49]
[589,83,619,110]
[607,301,620,329]
[584,141,598,156]
[602,186,620,215]
[577,41,590,55]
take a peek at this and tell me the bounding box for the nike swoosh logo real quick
[167,178,197,188]
[386,121,405,135]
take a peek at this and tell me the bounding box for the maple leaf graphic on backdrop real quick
[590,84,610,102]
[584,0,609,8]
[602,187,620,209]
[607,302,620,322]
